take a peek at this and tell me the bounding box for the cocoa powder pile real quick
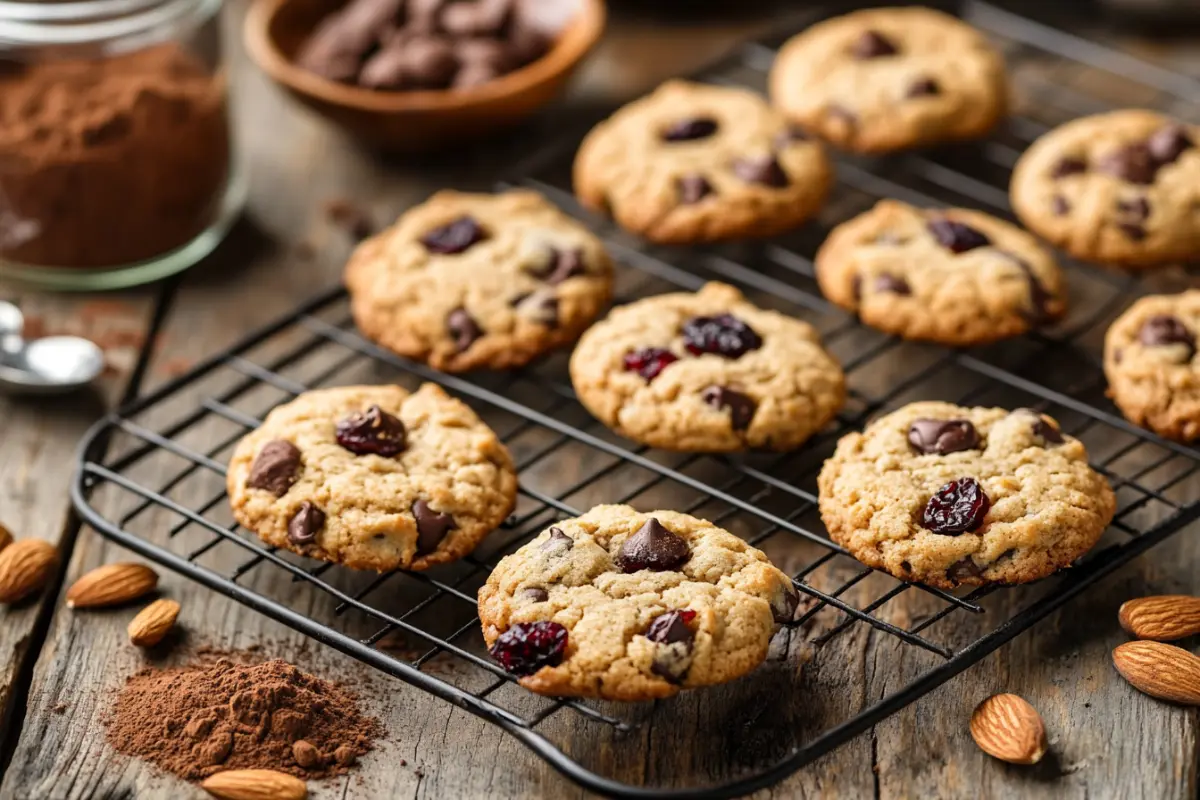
[0,44,230,269]
[105,658,383,780]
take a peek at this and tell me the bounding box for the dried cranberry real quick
[489,621,568,676]
[335,405,407,456]
[927,218,990,253]
[623,347,679,381]
[682,314,763,358]
[921,478,990,535]
[907,419,980,455]
[662,117,719,142]
[420,216,487,254]
[615,518,690,573]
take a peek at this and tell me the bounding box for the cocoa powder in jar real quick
[0,44,231,269]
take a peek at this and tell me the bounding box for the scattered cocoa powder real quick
[0,45,231,269]
[105,657,383,781]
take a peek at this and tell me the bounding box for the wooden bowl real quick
[244,0,606,152]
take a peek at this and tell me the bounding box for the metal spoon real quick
[0,301,105,394]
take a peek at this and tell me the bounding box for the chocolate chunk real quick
[336,405,407,456]
[288,502,326,545]
[615,518,690,573]
[677,174,714,205]
[946,557,983,584]
[773,127,810,149]
[1139,315,1195,358]
[420,216,487,254]
[851,274,863,302]
[874,274,911,295]
[511,290,558,327]
[1116,197,1151,221]
[1051,195,1070,216]
[732,155,788,188]
[771,583,800,623]
[927,218,990,253]
[1118,223,1147,241]
[412,499,455,555]
[1007,255,1054,325]
[520,587,548,603]
[662,117,719,142]
[701,385,756,431]
[1147,124,1193,165]
[541,248,586,285]
[906,77,940,97]
[539,526,573,556]
[1015,409,1064,444]
[248,440,302,496]
[851,29,899,59]
[645,610,696,645]
[1051,157,1087,179]
[1097,142,1158,185]
[447,307,483,351]
[907,419,981,455]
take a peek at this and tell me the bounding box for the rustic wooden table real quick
[1,3,1199,798]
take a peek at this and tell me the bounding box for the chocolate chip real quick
[540,527,573,556]
[1139,315,1195,358]
[773,127,810,149]
[1051,157,1087,178]
[1015,409,1064,444]
[662,117,719,142]
[248,440,302,496]
[677,174,714,205]
[1147,124,1193,165]
[732,155,788,188]
[701,386,756,431]
[645,610,696,645]
[927,218,990,253]
[1119,223,1147,241]
[511,290,558,327]
[413,499,455,555]
[1097,142,1158,185]
[521,587,548,602]
[1116,197,1151,221]
[420,216,487,254]
[288,502,326,545]
[851,29,898,59]
[615,518,690,573]
[335,405,407,456]
[851,274,862,302]
[946,557,984,584]
[447,307,482,351]
[907,419,981,455]
[1009,256,1054,325]
[906,77,939,97]
[771,583,799,623]
[874,274,911,295]
[1051,195,1070,216]
[541,248,586,285]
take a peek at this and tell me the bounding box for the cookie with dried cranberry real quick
[227,384,517,571]
[769,7,1008,153]
[568,282,845,452]
[815,200,1066,345]
[1104,291,1200,440]
[572,81,833,244]
[817,402,1115,589]
[1011,111,1200,268]
[345,189,614,373]
[477,504,799,700]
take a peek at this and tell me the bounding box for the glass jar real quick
[0,0,245,290]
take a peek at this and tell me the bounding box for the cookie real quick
[1011,110,1200,268]
[817,402,1115,589]
[573,80,833,244]
[345,189,614,373]
[568,282,846,452]
[477,504,799,700]
[1104,291,1200,440]
[769,7,1007,153]
[227,384,518,571]
[815,199,1066,345]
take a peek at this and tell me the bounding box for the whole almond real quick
[0,523,13,553]
[66,563,158,608]
[1119,595,1200,642]
[127,598,180,647]
[0,539,58,604]
[969,693,1047,765]
[201,770,307,800]
[1113,640,1200,705]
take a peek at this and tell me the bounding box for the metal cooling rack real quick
[72,2,1200,797]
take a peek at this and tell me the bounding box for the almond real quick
[1119,595,1200,642]
[1113,640,1200,705]
[200,769,307,800]
[0,539,58,604]
[0,523,13,553]
[66,562,158,608]
[969,693,1047,765]
[127,598,180,647]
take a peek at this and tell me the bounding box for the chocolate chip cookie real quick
[769,7,1008,153]
[818,402,1115,589]
[573,80,833,244]
[815,200,1066,345]
[346,189,614,373]
[569,282,846,452]
[227,384,518,571]
[1105,291,1200,440]
[477,504,799,700]
[1011,111,1200,268]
